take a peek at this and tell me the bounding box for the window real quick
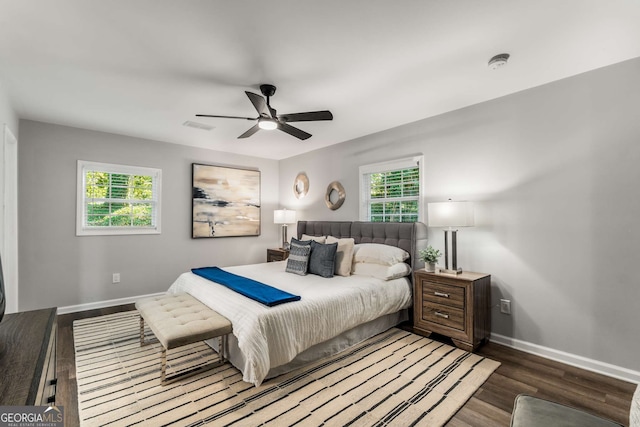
[359,156,423,223]
[76,161,162,236]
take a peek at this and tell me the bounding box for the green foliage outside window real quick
[368,167,419,223]
[85,172,154,227]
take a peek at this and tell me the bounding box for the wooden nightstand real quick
[413,270,491,352]
[267,248,289,262]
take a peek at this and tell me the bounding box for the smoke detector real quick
[488,53,510,70]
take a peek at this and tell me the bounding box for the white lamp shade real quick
[274,209,296,224]
[427,202,474,227]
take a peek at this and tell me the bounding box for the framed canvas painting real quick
[192,163,261,238]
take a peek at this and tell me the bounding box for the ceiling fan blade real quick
[196,114,256,120]
[279,110,333,122]
[245,91,272,118]
[278,122,312,140]
[238,124,260,139]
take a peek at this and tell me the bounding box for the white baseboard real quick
[491,333,640,385]
[57,292,165,315]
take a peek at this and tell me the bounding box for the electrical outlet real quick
[112,273,121,284]
[500,299,511,314]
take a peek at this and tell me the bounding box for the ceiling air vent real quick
[183,121,215,131]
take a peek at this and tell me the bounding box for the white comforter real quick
[167,261,412,386]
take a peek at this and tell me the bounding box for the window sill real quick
[76,227,161,236]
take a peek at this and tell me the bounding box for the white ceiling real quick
[1,1,640,160]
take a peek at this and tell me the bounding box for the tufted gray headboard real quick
[297,221,428,272]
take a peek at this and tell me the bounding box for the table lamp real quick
[427,201,474,274]
[273,209,296,249]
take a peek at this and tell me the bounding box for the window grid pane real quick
[83,169,157,229]
[364,165,420,223]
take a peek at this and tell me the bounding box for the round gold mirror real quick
[325,181,345,210]
[293,173,309,199]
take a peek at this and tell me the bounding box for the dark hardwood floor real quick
[57,305,636,426]
[447,339,635,426]
[57,303,137,427]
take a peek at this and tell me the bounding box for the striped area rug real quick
[74,311,499,426]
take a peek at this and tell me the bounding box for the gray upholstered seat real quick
[136,293,232,384]
[510,394,623,427]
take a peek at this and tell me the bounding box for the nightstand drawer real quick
[421,302,465,331]
[422,282,465,309]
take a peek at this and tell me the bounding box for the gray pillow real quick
[308,240,338,278]
[285,238,311,275]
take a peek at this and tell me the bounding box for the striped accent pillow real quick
[285,239,311,275]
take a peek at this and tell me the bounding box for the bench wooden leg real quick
[161,347,167,383]
[139,316,159,347]
[160,334,229,386]
[219,335,227,363]
[139,316,145,346]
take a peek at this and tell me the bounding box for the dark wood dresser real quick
[0,307,57,405]
[413,270,491,352]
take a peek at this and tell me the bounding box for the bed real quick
[167,220,428,386]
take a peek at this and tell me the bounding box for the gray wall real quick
[18,120,280,311]
[0,82,18,136]
[279,57,640,373]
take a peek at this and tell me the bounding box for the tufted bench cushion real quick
[136,293,232,349]
[135,293,232,384]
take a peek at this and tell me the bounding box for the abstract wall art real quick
[192,163,261,238]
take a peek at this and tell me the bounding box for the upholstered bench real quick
[135,293,232,385]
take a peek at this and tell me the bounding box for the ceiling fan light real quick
[258,118,278,130]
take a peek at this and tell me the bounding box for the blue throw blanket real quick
[191,267,301,307]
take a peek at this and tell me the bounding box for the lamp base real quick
[438,267,463,275]
[280,224,289,250]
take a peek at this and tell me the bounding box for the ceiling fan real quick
[196,84,333,140]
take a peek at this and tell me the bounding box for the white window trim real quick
[359,155,424,223]
[76,160,162,236]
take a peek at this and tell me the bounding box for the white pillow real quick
[301,234,326,243]
[352,262,412,280]
[353,243,409,266]
[326,236,355,277]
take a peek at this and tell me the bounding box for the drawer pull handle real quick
[434,311,449,319]
[434,291,450,298]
